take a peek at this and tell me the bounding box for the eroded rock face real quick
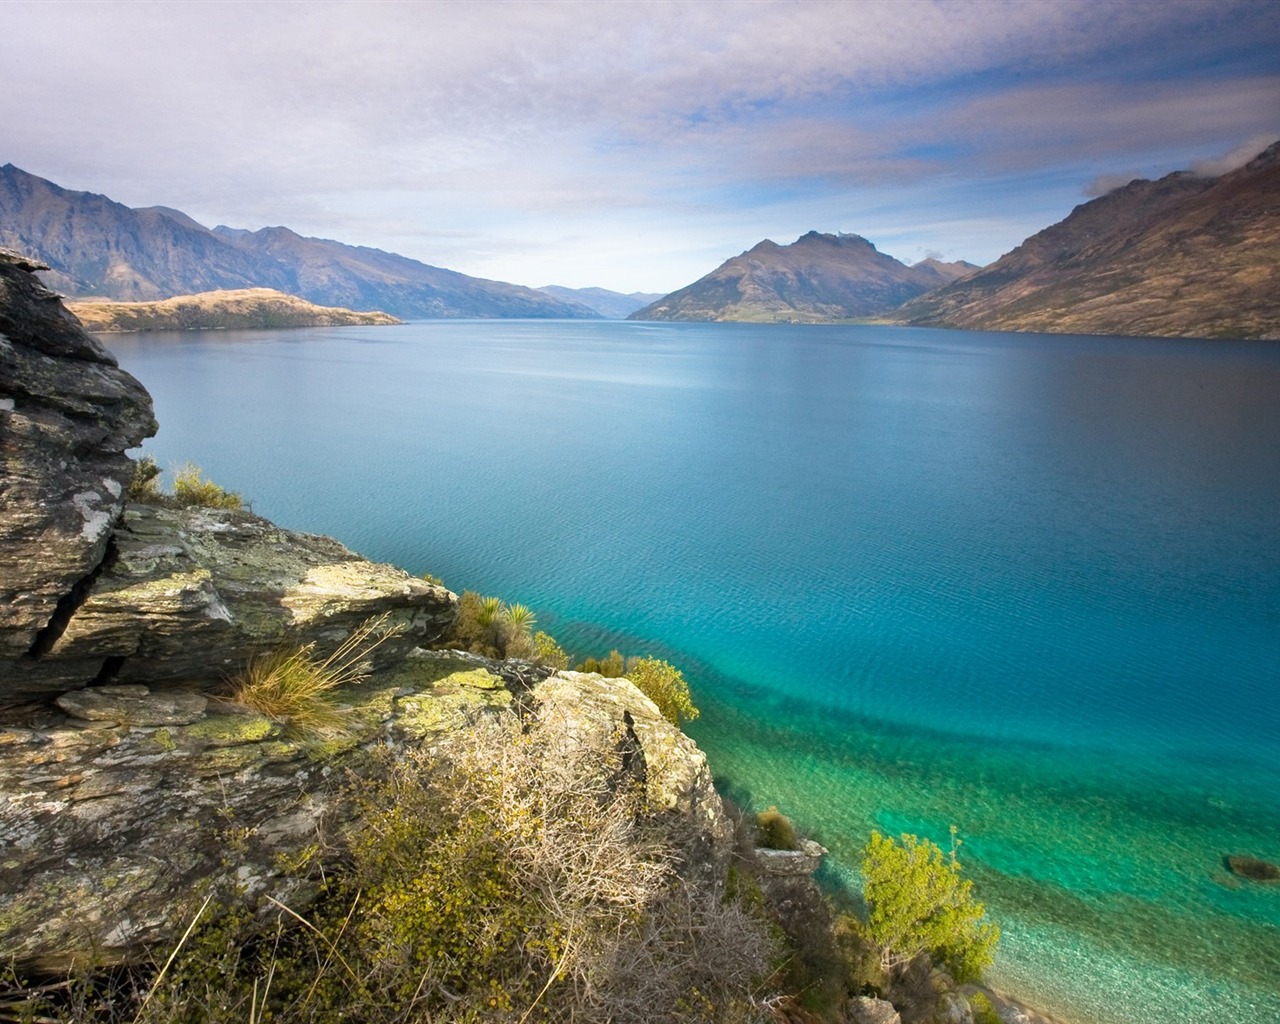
[0,249,156,659]
[0,652,730,971]
[0,502,459,697]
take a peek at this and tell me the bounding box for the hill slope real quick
[894,141,1280,339]
[67,288,402,332]
[630,232,976,322]
[0,164,597,320]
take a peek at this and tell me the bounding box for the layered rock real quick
[1,502,458,697]
[0,248,156,658]
[0,652,729,970]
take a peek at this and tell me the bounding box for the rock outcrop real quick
[0,651,729,970]
[1,502,458,698]
[0,261,732,973]
[0,248,156,659]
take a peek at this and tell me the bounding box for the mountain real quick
[537,285,664,319]
[629,231,973,322]
[0,164,597,319]
[66,288,402,332]
[894,141,1280,340]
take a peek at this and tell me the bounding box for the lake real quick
[110,320,1280,1024]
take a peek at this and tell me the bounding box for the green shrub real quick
[171,463,243,509]
[755,805,798,851]
[861,830,999,982]
[970,991,1003,1024]
[579,649,625,677]
[533,630,569,669]
[626,657,700,726]
[127,454,163,502]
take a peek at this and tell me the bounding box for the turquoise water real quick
[111,321,1280,1024]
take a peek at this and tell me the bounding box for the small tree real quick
[861,830,998,982]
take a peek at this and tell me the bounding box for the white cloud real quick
[0,0,1276,291]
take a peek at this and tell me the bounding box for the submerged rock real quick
[1225,854,1280,883]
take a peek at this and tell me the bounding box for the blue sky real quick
[3,0,1277,293]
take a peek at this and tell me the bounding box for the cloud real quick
[1084,172,1146,197]
[0,0,1277,290]
[1190,134,1276,176]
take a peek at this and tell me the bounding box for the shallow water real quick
[112,320,1280,1024]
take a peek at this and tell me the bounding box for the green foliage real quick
[227,614,400,733]
[171,462,244,509]
[420,570,444,586]
[127,454,162,502]
[970,991,1003,1024]
[578,649,625,677]
[533,630,569,670]
[755,806,798,851]
[860,830,999,982]
[447,591,547,660]
[625,657,700,726]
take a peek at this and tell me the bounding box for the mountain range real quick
[537,285,665,319]
[0,164,597,319]
[893,140,1280,339]
[630,232,977,322]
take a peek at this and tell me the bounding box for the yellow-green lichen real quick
[184,713,277,746]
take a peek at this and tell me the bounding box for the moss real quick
[151,728,177,752]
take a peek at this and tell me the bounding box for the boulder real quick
[0,249,156,661]
[848,995,902,1024]
[753,837,828,877]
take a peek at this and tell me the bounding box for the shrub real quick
[533,630,569,669]
[625,657,700,726]
[860,830,999,982]
[127,454,163,501]
[171,462,243,509]
[755,806,798,851]
[227,614,400,732]
[970,991,1003,1024]
[579,649,625,677]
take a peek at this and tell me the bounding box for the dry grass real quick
[227,614,402,732]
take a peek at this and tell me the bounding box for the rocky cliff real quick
[0,252,731,973]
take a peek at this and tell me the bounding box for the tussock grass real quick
[228,614,402,732]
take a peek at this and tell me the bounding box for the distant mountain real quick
[538,285,664,319]
[894,140,1280,340]
[629,232,974,322]
[0,164,598,320]
[67,288,402,332]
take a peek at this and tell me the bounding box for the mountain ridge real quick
[0,164,599,320]
[893,141,1280,339]
[629,230,977,322]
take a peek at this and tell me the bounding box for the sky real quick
[2,0,1278,294]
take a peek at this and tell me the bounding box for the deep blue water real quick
[111,321,1280,1024]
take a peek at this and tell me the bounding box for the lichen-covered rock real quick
[530,668,732,856]
[0,502,459,697]
[0,652,729,971]
[0,249,156,661]
[848,995,902,1024]
[754,837,828,877]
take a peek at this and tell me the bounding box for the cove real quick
[111,320,1280,1024]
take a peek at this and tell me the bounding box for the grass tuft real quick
[227,615,402,733]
